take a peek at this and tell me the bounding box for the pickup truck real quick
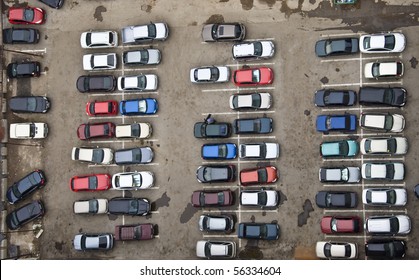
[114,224,154,241]
[121,23,169,44]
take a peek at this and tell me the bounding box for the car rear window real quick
[88,176,98,190]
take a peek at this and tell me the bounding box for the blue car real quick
[201,143,237,160]
[238,223,280,240]
[316,114,356,133]
[320,140,359,158]
[119,98,158,115]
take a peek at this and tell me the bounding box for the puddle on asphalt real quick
[55,241,64,251]
[205,14,225,24]
[154,192,170,210]
[94,6,107,22]
[180,203,199,224]
[320,77,329,84]
[240,0,253,10]
[410,57,417,69]
[297,199,314,227]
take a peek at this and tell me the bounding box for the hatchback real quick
[76,75,116,93]
[9,96,50,113]
[316,241,358,259]
[111,171,154,190]
[198,214,234,233]
[114,147,154,165]
[191,190,234,207]
[80,30,118,48]
[190,66,230,83]
[6,170,46,204]
[196,240,236,259]
[365,240,406,259]
[73,233,114,251]
[117,74,158,91]
[364,61,404,79]
[7,61,41,78]
[316,114,357,133]
[194,122,231,138]
[85,100,118,116]
[202,23,245,42]
[119,98,158,115]
[83,53,117,71]
[8,6,45,24]
[239,142,280,160]
[314,89,356,106]
[318,167,360,183]
[38,0,64,9]
[196,165,236,183]
[233,117,273,134]
[360,137,408,155]
[320,216,361,234]
[69,173,111,192]
[233,67,273,86]
[240,189,279,208]
[6,200,45,230]
[73,198,108,214]
[240,166,278,186]
[320,139,359,158]
[201,143,237,160]
[77,122,115,140]
[237,223,280,240]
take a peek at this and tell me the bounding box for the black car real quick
[233,117,273,134]
[3,28,40,44]
[315,37,359,57]
[76,75,116,93]
[114,147,154,165]
[314,89,357,106]
[9,96,50,113]
[365,240,406,259]
[38,0,64,9]
[359,87,407,107]
[237,223,280,240]
[194,122,231,138]
[6,200,45,230]
[7,61,41,78]
[196,165,236,183]
[315,191,358,208]
[6,170,46,205]
[108,197,150,216]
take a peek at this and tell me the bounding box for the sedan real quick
[361,162,405,181]
[6,200,45,230]
[191,190,234,207]
[240,166,278,186]
[316,114,357,133]
[233,67,273,86]
[196,240,236,259]
[115,123,152,139]
[76,75,116,93]
[314,89,356,106]
[320,139,359,158]
[319,167,360,183]
[201,143,237,160]
[77,122,115,140]
[233,117,273,134]
[69,174,111,192]
[6,170,46,204]
[315,191,358,208]
[229,92,272,110]
[237,223,280,240]
[85,100,118,116]
[3,28,40,44]
[117,74,158,91]
[358,87,406,107]
[360,137,408,155]
[240,189,279,208]
[108,197,150,216]
[71,147,114,165]
[198,214,234,233]
[73,233,114,251]
[9,96,50,113]
[73,199,108,215]
[196,165,236,183]
[232,40,275,60]
[111,171,154,190]
[123,49,161,65]
[83,53,117,71]
[8,6,45,24]
[362,188,407,206]
[365,240,406,259]
[119,98,158,115]
[122,22,169,44]
[202,23,246,42]
[38,0,64,9]
[364,61,404,79]
[320,216,361,234]
[190,66,230,83]
[316,241,358,259]
[359,113,405,133]
[80,30,118,48]
[194,122,231,138]
[359,32,406,53]
[7,61,41,78]
[114,147,154,165]
[239,142,280,160]
[314,37,359,57]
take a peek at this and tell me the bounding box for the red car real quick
[191,190,233,207]
[86,100,118,117]
[8,6,45,25]
[240,166,278,186]
[69,174,111,192]
[233,67,273,87]
[320,216,362,234]
[77,122,115,140]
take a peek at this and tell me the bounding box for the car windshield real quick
[217,192,225,204]
[85,33,92,46]
[259,225,267,238]
[325,40,333,54]
[89,103,95,114]
[88,176,98,190]
[26,98,36,111]
[98,236,108,248]
[341,168,349,181]
[132,149,142,162]
[384,35,395,49]
[128,200,139,215]
[138,100,147,113]
[139,50,149,63]
[137,76,147,89]
[148,24,156,38]
[258,192,267,205]
[384,115,394,130]
[210,67,220,81]
[89,200,98,213]
[365,165,371,178]
[363,37,371,49]
[385,164,395,179]
[203,168,211,181]
[251,69,260,83]
[253,42,263,56]
[364,140,371,153]
[257,169,267,183]
[92,149,104,163]
[389,217,399,233]
[131,124,140,137]
[107,55,114,67]
[251,94,262,107]
[108,32,114,44]
[339,141,349,156]
[372,63,380,77]
[23,9,35,21]
[29,123,36,137]
[386,190,396,204]
[387,138,396,153]
[331,218,338,232]
[383,89,394,104]
[218,145,227,158]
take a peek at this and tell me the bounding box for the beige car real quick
[73,199,108,214]
[115,123,152,139]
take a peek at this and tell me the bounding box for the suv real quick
[239,142,279,160]
[365,215,411,235]
[237,223,280,240]
[80,30,118,48]
[365,240,406,259]
[232,40,275,60]
[6,170,46,204]
[198,214,234,233]
[114,147,153,165]
[202,23,246,42]
[359,87,407,107]
[233,117,273,134]
[364,61,404,79]
[7,61,41,78]
[83,53,117,70]
[10,122,48,139]
[123,49,161,65]
[318,167,360,183]
[196,240,236,259]
[361,162,405,181]
[359,112,405,133]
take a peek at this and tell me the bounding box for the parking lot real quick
[1,0,418,260]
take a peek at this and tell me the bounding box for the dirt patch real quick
[205,14,225,24]
[240,0,253,10]
[94,6,107,22]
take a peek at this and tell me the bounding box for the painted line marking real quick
[203,234,237,238]
[203,135,276,141]
[203,159,276,164]
[202,87,275,93]
[89,139,159,144]
[324,209,407,213]
[322,157,404,162]
[225,62,276,67]
[88,163,160,167]
[202,209,278,213]
[323,183,406,187]
[201,111,275,115]
[322,132,404,137]
[89,115,159,120]
[320,106,397,112]
[321,55,402,63]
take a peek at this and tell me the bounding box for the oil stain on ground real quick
[238,240,264,259]
[298,199,314,227]
[205,14,224,24]
[94,6,107,22]
[180,203,199,223]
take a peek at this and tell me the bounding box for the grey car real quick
[233,117,273,134]
[202,23,246,42]
[238,223,280,240]
[196,165,236,183]
[315,37,359,57]
[314,89,357,106]
[9,96,50,113]
[319,167,361,183]
[114,147,153,165]
[123,49,161,65]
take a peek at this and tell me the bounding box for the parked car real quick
[359,113,405,133]
[83,53,117,71]
[85,100,118,117]
[108,197,150,216]
[123,49,161,65]
[360,137,408,155]
[9,96,50,113]
[239,142,280,160]
[73,233,113,251]
[320,216,361,234]
[7,61,40,78]
[8,6,45,24]
[71,147,114,165]
[198,214,234,233]
[77,122,115,140]
[119,98,158,115]
[358,87,406,107]
[233,67,273,86]
[114,147,153,165]
[318,167,360,183]
[316,114,357,133]
[69,173,111,192]
[6,170,46,204]
[3,28,40,44]
[232,40,275,60]
[196,165,236,183]
[365,240,406,259]
[121,22,169,44]
[233,117,273,134]
[315,191,358,208]
[6,200,45,230]
[190,66,230,83]
[362,188,407,206]
[359,32,406,53]
[76,75,116,93]
[240,189,279,208]
[314,37,359,57]
[115,123,152,139]
[196,240,236,259]
[237,223,280,240]
[314,89,356,106]
[240,166,278,186]
[320,139,359,158]
[361,162,405,181]
[73,198,108,214]
[114,224,154,241]
[194,122,231,138]
[80,30,118,48]
[191,190,234,207]
[364,61,404,79]
[365,215,411,235]
[202,23,245,42]
[316,241,358,259]
[229,92,272,110]
[9,122,48,139]
[117,74,158,91]
[37,0,64,9]
[201,143,237,160]
[111,171,154,190]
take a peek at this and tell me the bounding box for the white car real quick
[229,92,272,110]
[73,233,114,251]
[80,30,118,48]
[318,167,360,183]
[121,22,169,44]
[83,53,117,71]
[364,61,404,79]
[196,240,236,259]
[190,66,230,83]
[316,241,358,259]
[240,189,278,207]
[360,137,408,155]
[117,74,158,91]
[73,199,108,214]
[71,147,113,165]
[9,122,48,139]
[361,162,405,181]
[362,188,407,206]
[359,113,405,133]
[239,142,279,160]
[359,32,406,53]
[123,49,161,65]
[232,40,275,60]
[111,171,154,190]
[198,214,234,233]
[365,215,411,235]
[115,123,152,139]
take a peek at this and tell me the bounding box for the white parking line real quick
[150,211,159,214]
[324,234,407,240]
[89,115,159,120]
[203,160,275,164]
[202,87,275,93]
[88,163,160,168]
[203,234,237,238]
[203,136,276,141]
[89,91,159,97]
[120,44,159,48]
[12,48,47,53]
[40,72,47,75]
[201,111,275,116]
[323,183,406,187]
[322,132,402,137]
[323,157,404,162]
[89,139,159,144]
[118,67,158,72]
[225,62,275,67]
[363,81,403,86]
[324,209,407,213]
[322,83,360,87]
[320,33,360,38]
[321,55,402,63]
[203,209,278,213]
[320,106,397,112]
[203,185,240,189]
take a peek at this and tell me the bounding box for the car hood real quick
[391,114,405,132]
[147,49,161,64]
[265,143,280,159]
[397,216,411,234]
[140,172,154,188]
[346,167,361,183]
[395,137,408,155]
[217,67,230,82]
[315,40,327,57]
[155,23,168,39]
[144,74,158,90]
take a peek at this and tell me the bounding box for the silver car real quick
[123,49,161,65]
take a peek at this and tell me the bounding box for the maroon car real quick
[77,122,115,140]
[191,190,233,207]
[320,216,361,234]
[114,224,154,241]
